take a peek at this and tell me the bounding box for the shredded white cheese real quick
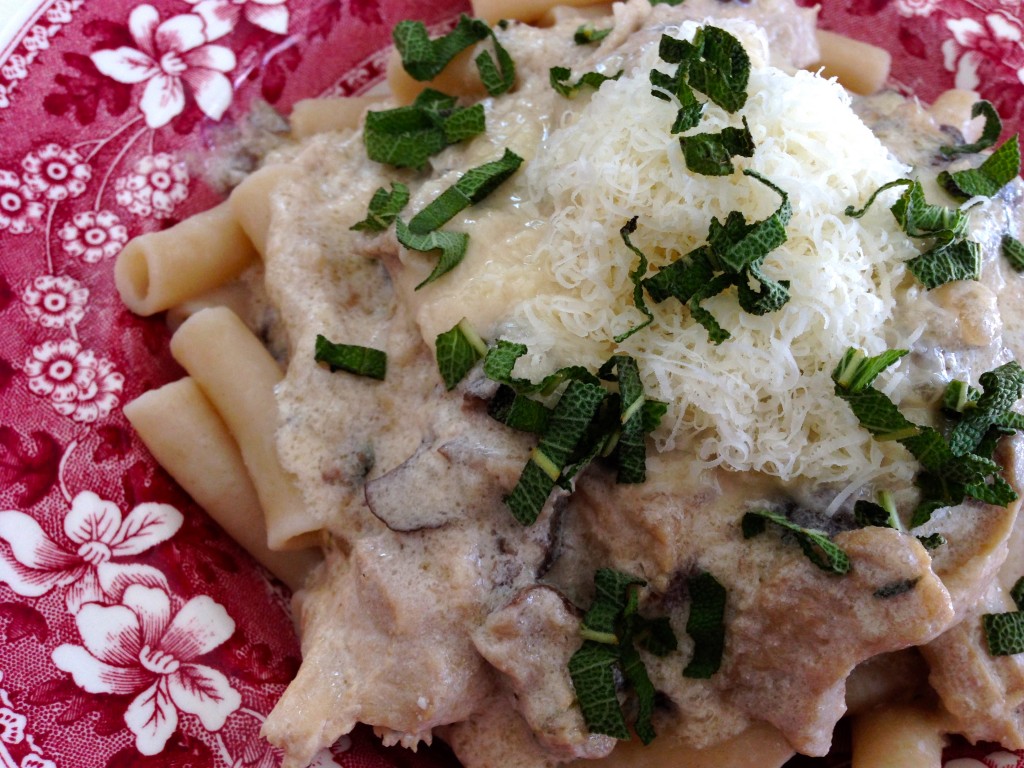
[497,21,920,489]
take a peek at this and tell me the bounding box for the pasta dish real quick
[115,1,1024,766]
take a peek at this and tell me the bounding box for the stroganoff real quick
[122,0,1024,765]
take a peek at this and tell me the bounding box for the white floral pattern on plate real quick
[0,1,1022,767]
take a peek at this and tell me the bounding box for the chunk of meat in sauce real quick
[472,585,617,761]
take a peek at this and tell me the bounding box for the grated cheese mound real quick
[504,20,919,489]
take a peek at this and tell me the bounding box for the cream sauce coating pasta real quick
[127,0,1024,765]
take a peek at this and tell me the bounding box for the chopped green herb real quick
[641,170,791,343]
[983,610,1024,656]
[314,334,387,380]
[853,490,902,531]
[678,117,754,176]
[598,355,664,483]
[549,66,623,98]
[1012,576,1024,610]
[568,569,677,744]
[939,133,1021,200]
[364,89,485,169]
[505,379,608,525]
[487,385,551,433]
[408,149,524,234]
[350,182,409,232]
[395,219,470,288]
[917,533,946,550]
[574,24,612,45]
[874,578,919,599]
[940,100,1002,157]
[654,27,750,115]
[742,509,850,574]
[393,14,515,95]
[833,349,1024,526]
[1002,234,1024,272]
[435,318,487,390]
[615,217,655,342]
[846,177,984,290]
[683,571,726,678]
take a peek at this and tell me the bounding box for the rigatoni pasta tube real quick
[169,306,319,551]
[812,29,891,95]
[290,95,387,139]
[851,704,947,768]
[115,200,258,316]
[227,162,304,258]
[386,46,484,105]
[124,377,322,591]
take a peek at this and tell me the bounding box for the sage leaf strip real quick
[504,379,607,525]
[435,318,487,390]
[742,509,850,574]
[351,182,410,232]
[408,149,524,234]
[314,334,387,380]
[682,571,726,678]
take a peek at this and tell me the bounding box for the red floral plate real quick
[0,1,1021,767]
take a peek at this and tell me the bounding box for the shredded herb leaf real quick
[598,355,664,483]
[683,571,726,678]
[743,509,850,574]
[833,348,1024,526]
[641,170,791,343]
[364,89,485,169]
[940,100,1003,157]
[939,133,1021,200]
[351,182,409,232]
[984,611,1024,656]
[395,219,470,289]
[488,385,552,433]
[393,14,515,95]
[408,149,524,234]
[678,117,754,176]
[435,318,487,390]
[314,334,387,380]
[1002,234,1024,272]
[504,379,608,525]
[569,570,677,744]
[550,66,623,98]
[615,217,655,342]
[574,24,612,45]
[874,578,919,599]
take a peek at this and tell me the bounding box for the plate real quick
[0,1,1021,767]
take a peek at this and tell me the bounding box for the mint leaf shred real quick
[940,100,1002,157]
[874,578,919,599]
[683,571,726,678]
[1002,234,1024,272]
[833,349,1024,525]
[939,133,1021,200]
[615,217,655,342]
[574,24,611,45]
[408,149,524,234]
[854,489,902,531]
[917,532,946,550]
[846,177,984,290]
[983,604,1024,656]
[598,355,662,483]
[393,14,515,95]
[569,570,677,744]
[549,66,623,98]
[640,170,790,344]
[742,509,850,574]
[314,334,387,380]
[393,15,489,81]
[488,385,551,433]
[435,318,487,390]
[1012,576,1024,610]
[351,182,410,232]
[678,117,754,176]
[395,219,470,289]
[364,89,485,169]
[505,379,608,525]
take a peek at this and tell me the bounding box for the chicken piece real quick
[922,580,1024,748]
[473,585,617,761]
[720,526,955,755]
[440,692,564,768]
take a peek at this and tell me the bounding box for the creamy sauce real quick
[255,2,1024,766]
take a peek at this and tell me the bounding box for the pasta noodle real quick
[851,704,948,768]
[124,378,321,591]
[226,162,304,258]
[115,200,258,316]
[290,96,389,139]
[812,29,891,95]
[168,307,320,551]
